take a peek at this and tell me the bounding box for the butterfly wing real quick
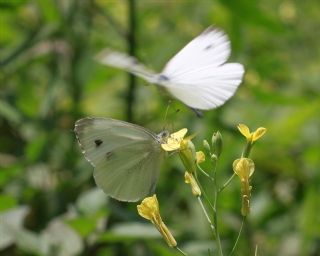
[160,27,244,110]
[162,63,244,110]
[75,117,163,202]
[96,49,157,83]
[162,27,231,77]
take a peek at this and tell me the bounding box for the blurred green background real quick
[1,0,320,255]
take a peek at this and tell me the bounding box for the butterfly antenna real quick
[162,100,172,131]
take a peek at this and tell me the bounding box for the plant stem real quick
[228,216,245,256]
[212,161,224,256]
[218,173,236,193]
[197,163,214,182]
[197,196,215,232]
[194,174,215,215]
[242,143,252,158]
[126,0,137,122]
[176,247,188,256]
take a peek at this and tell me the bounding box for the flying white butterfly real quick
[75,117,170,202]
[97,26,244,111]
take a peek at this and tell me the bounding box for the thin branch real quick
[228,216,245,256]
[126,0,136,121]
[176,247,188,256]
[197,163,215,182]
[219,173,236,193]
[197,196,215,232]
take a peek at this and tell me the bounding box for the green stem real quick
[218,173,236,193]
[194,174,216,224]
[176,246,188,256]
[212,161,223,256]
[254,244,258,256]
[197,196,215,232]
[228,216,245,256]
[126,0,137,122]
[197,163,214,182]
[242,143,252,158]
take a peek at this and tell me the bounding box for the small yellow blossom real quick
[233,158,255,216]
[237,124,267,144]
[161,128,188,151]
[233,158,255,181]
[184,172,201,196]
[137,195,177,247]
[196,151,205,164]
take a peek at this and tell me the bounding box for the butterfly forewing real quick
[162,28,231,78]
[75,117,163,202]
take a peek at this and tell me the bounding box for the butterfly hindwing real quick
[162,63,244,110]
[96,49,156,83]
[75,117,163,202]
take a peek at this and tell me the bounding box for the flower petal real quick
[233,158,255,180]
[137,195,159,220]
[161,128,188,152]
[170,128,188,140]
[252,127,267,142]
[237,124,251,139]
[196,151,205,164]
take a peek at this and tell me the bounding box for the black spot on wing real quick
[95,139,103,147]
[106,151,113,160]
[204,44,214,50]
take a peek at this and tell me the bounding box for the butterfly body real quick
[97,26,244,111]
[75,117,167,202]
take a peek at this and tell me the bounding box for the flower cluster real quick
[137,123,266,253]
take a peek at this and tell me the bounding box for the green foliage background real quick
[0,0,319,255]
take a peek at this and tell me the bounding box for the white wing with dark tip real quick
[159,28,244,110]
[74,117,163,202]
[96,26,244,111]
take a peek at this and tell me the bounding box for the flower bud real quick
[212,131,223,158]
[203,139,211,154]
[184,172,201,196]
[179,139,196,173]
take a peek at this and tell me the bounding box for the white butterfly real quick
[97,26,244,111]
[75,117,169,202]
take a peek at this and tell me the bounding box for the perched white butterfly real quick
[97,26,244,111]
[74,117,170,202]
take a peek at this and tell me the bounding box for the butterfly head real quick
[156,130,170,144]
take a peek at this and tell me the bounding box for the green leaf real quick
[0,194,17,212]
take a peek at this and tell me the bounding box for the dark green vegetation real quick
[0,1,319,255]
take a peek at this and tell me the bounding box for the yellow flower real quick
[233,158,255,181]
[196,151,205,164]
[161,128,188,151]
[184,172,201,196]
[161,128,198,172]
[237,124,267,144]
[233,158,255,216]
[137,195,177,247]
